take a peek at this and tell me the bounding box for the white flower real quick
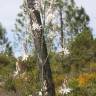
[38,80,48,96]
[62,48,70,55]
[13,61,21,77]
[32,22,41,30]
[59,87,72,95]
[22,54,28,61]
[38,91,42,96]
[58,81,72,95]
[58,47,70,55]
[13,70,19,77]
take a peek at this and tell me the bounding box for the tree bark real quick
[27,0,55,96]
[59,7,64,52]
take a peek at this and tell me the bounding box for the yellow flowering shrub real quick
[78,74,90,87]
[77,73,96,87]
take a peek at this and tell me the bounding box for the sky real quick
[0,0,96,38]
[0,0,22,56]
[0,0,22,40]
[0,0,96,56]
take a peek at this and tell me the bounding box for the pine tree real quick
[65,0,90,40]
[0,23,12,55]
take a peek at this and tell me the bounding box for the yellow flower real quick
[78,74,90,87]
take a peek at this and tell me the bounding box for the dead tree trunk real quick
[59,7,64,56]
[27,0,55,96]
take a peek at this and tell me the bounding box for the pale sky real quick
[0,0,96,37]
[0,0,22,40]
[0,0,96,55]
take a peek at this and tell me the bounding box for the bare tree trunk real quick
[59,7,64,56]
[60,8,64,48]
[27,0,55,96]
